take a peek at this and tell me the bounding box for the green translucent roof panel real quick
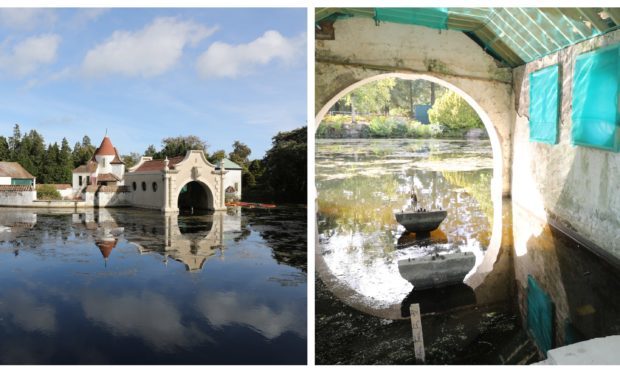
[529,64,560,144]
[571,43,620,152]
[375,8,448,29]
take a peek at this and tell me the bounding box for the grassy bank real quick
[316,114,484,139]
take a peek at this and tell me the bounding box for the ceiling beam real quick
[577,8,609,32]
[605,8,620,26]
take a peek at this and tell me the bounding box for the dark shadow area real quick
[178,181,212,212]
[400,283,476,317]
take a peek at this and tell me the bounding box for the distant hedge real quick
[37,184,61,200]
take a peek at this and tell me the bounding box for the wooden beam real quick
[605,8,620,26]
[578,8,609,32]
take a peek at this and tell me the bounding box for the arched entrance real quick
[177,181,214,212]
[314,73,509,319]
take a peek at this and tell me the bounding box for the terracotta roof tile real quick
[73,160,98,173]
[132,156,184,172]
[37,184,72,190]
[0,162,35,179]
[111,147,124,164]
[97,173,121,182]
[0,185,35,192]
[94,136,116,157]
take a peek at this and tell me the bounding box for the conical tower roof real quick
[94,136,116,157]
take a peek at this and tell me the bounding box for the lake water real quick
[316,138,493,309]
[0,207,307,364]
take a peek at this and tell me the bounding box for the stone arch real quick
[175,179,215,212]
[314,72,508,318]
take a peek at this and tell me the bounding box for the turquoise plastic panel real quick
[527,275,554,355]
[571,44,620,152]
[529,65,560,144]
[375,8,448,30]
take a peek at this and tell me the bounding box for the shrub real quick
[428,91,483,129]
[368,116,394,137]
[37,184,61,200]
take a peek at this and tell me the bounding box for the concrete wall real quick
[315,17,515,195]
[124,172,164,210]
[511,30,620,260]
[84,189,131,207]
[0,189,36,206]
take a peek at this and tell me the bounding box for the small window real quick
[141,181,146,191]
[234,182,239,191]
[132,182,137,191]
[152,182,158,192]
[86,176,90,185]
[79,176,83,186]
[103,158,106,167]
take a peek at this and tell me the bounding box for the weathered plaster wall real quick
[0,190,36,206]
[223,169,242,200]
[315,17,515,195]
[511,30,620,260]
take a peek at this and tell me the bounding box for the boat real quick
[398,252,476,290]
[395,209,447,233]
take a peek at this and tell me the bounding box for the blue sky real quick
[0,8,307,159]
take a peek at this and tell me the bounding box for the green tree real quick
[72,136,95,167]
[144,144,157,157]
[428,91,483,129]
[340,78,396,120]
[260,126,307,203]
[0,136,9,160]
[58,138,73,183]
[122,152,141,169]
[229,141,251,166]
[8,124,21,156]
[208,149,226,164]
[156,135,208,159]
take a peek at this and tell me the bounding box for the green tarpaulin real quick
[529,65,560,144]
[571,44,620,152]
[374,8,449,30]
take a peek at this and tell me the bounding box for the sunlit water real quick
[0,207,306,364]
[316,138,493,309]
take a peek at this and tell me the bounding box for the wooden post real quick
[410,303,425,363]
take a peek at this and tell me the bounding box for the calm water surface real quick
[316,138,493,308]
[0,207,306,364]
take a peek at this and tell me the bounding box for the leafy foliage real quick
[428,91,483,129]
[37,184,61,200]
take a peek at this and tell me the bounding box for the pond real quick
[0,206,307,364]
[316,138,494,310]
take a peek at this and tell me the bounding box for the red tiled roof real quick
[73,160,98,173]
[85,185,130,193]
[96,239,117,258]
[97,173,121,182]
[0,185,35,192]
[94,136,116,157]
[111,147,124,165]
[37,184,72,190]
[132,156,184,173]
[0,162,35,179]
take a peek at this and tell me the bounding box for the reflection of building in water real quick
[127,212,225,272]
[73,209,124,264]
[0,211,37,255]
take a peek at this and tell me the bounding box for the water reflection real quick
[316,138,493,312]
[0,206,307,364]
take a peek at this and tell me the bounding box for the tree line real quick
[0,124,307,203]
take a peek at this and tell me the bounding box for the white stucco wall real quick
[123,172,165,210]
[72,172,89,192]
[0,177,10,185]
[511,30,620,259]
[223,169,242,199]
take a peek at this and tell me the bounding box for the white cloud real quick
[82,17,217,78]
[196,30,305,79]
[0,8,57,30]
[0,291,57,334]
[0,34,61,76]
[195,291,306,339]
[71,8,109,27]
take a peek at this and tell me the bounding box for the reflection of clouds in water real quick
[0,291,56,334]
[196,291,306,339]
[82,291,208,350]
[322,234,413,307]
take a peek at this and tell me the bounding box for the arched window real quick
[152,182,158,192]
[132,182,137,191]
[141,181,146,191]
